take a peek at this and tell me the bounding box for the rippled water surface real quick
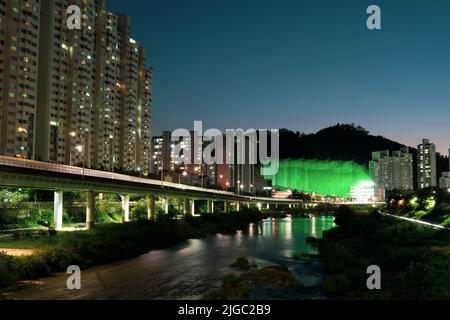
[12,216,335,300]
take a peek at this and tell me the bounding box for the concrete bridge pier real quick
[86,191,96,230]
[207,199,214,214]
[121,195,130,222]
[54,191,63,230]
[266,203,270,210]
[147,195,155,221]
[191,199,196,215]
[183,198,190,215]
[162,198,169,214]
[236,202,241,212]
[224,201,229,213]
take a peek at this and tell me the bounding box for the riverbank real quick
[0,210,266,291]
[319,206,450,299]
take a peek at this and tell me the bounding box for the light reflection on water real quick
[13,215,335,300]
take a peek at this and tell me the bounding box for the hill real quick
[279,123,409,165]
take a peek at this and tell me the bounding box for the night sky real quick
[109,0,450,154]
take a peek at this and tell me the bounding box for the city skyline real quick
[109,0,450,154]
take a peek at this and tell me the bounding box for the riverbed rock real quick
[205,265,304,300]
[243,266,303,289]
[306,236,321,245]
[230,257,251,269]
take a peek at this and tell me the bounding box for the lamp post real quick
[75,144,84,178]
[137,167,142,178]
[69,131,77,166]
[179,171,187,184]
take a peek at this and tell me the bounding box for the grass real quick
[0,209,266,291]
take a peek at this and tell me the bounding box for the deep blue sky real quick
[109,0,450,154]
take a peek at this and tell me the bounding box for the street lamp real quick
[137,167,142,178]
[69,131,77,166]
[178,171,188,184]
[75,144,84,178]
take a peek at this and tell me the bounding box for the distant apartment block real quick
[0,0,153,174]
[439,149,450,190]
[151,131,172,174]
[151,131,265,193]
[418,139,437,189]
[440,172,450,190]
[369,147,414,192]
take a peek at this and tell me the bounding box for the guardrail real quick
[0,156,310,203]
[0,156,238,196]
[382,212,448,230]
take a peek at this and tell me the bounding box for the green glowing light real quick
[265,159,371,197]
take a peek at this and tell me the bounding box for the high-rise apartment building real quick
[136,48,153,174]
[36,0,96,166]
[369,147,414,192]
[0,0,152,174]
[0,0,40,159]
[418,139,437,189]
[93,0,120,171]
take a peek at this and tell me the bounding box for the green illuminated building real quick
[265,159,371,197]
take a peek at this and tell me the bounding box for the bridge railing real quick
[0,156,237,197]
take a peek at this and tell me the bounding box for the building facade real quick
[0,0,153,174]
[418,139,437,189]
[369,147,414,192]
[0,0,40,159]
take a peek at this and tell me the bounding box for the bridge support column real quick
[183,198,190,215]
[163,198,169,214]
[266,203,270,210]
[191,199,196,215]
[207,199,213,214]
[236,202,241,212]
[54,191,63,231]
[224,201,229,213]
[122,195,130,222]
[86,191,96,230]
[147,195,155,221]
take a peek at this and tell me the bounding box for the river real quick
[10,215,335,300]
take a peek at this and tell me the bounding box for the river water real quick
[11,215,335,300]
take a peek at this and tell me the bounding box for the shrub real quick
[0,252,19,288]
[334,205,354,228]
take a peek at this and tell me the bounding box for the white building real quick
[369,147,414,192]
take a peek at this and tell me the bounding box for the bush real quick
[0,252,19,288]
[334,205,354,228]
[17,255,50,279]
